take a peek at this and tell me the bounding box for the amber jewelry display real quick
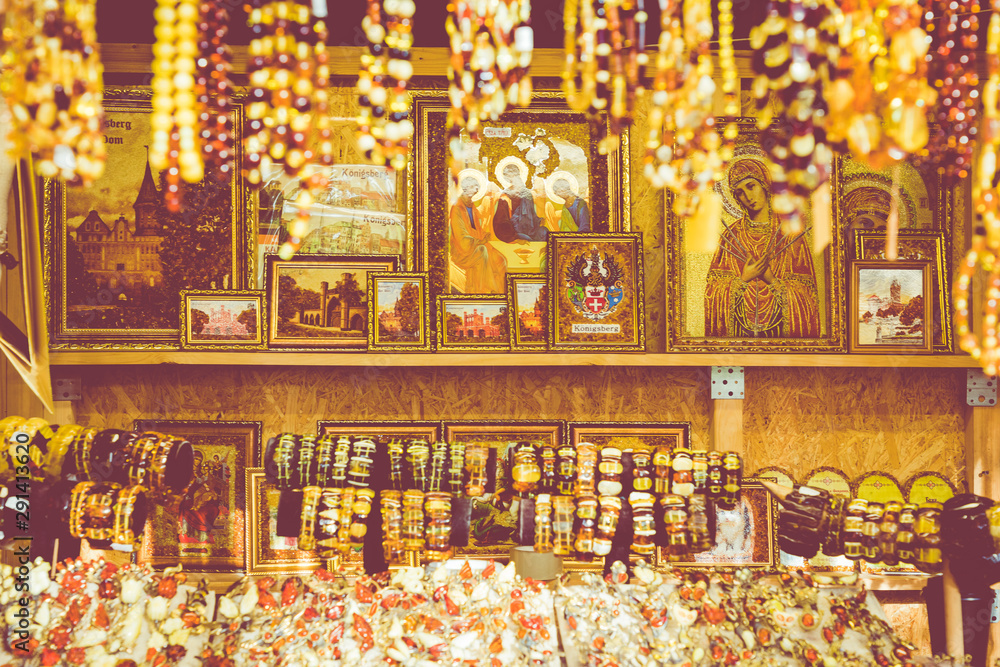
[382,489,403,563]
[348,438,375,488]
[575,442,598,496]
[337,486,356,552]
[562,0,648,149]
[719,452,743,510]
[653,445,671,494]
[448,442,465,494]
[314,434,336,487]
[111,484,147,551]
[512,442,541,496]
[556,445,577,495]
[552,494,576,556]
[916,0,980,183]
[644,0,726,222]
[298,486,322,551]
[445,0,534,165]
[573,494,598,558]
[273,433,298,490]
[913,500,943,574]
[0,0,106,184]
[534,493,554,553]
[843,497,868,560]
[597,447,623,496]
[402,489,426,553]
[751,0,839,234]
[356,0,414,170]
[424,492,452,560]
[661,493,689,561]
[316,488,342,557]
[878,501,901,565]
[593,496,622,557]
[688,493,714,552]
[295,435,317,488]
[194,0,236,181]
[629,491,656,555]
[331,435,351,487]
[151,0,204,210]
[464,443,488,497]
[896,503,918,564]
[350,488,375,546]
[43,424,81,482]
[670,446,693,497]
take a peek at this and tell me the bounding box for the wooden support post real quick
[711,399,744,457]
[944,559,966,660]
[966,399,1000,666]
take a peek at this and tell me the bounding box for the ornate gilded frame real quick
[567,421,689,450]
[548,232,645,351]
[854,230,951,352]
[135,419,259,572]
[264,253,399,349]
[43,87,253,349]
[366,271,431,352]
[665,479,777,570]
[246,468,338,575]
[179,290,266,350]
[436,294,510,352]
[666,118,845,352]
[442,420,565,561]
[409,91,631,305]
[316,419,443,443]
[849,259,933,354]
[507,274,547,351]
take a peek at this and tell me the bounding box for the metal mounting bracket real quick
[52,374,82,402]
[711,366,745,400]
[966,370,998,407]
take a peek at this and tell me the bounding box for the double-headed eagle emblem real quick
[565,246,626,320]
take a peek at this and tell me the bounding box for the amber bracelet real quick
[82,483,121,542]
[843,498,868,560]
[913,500,943,574]
[821,495,847,558]
[69,427,98,480]
[296,435,317,488]
[879,501,902,565]
[629,491,656,556]
[112,485,146,550]
[593,496,622,557]
[147,436,179,494]
[330,436,351,488]
[315,435,336,487]
[661,494,690,561]
[298,486,322,551]
[69,481,96,538]
[350,488,375,546]
[274,434,298,489]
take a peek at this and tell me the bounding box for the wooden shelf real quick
[48,350,981,369]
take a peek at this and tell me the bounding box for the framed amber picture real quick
[507,274,547,350]
[44,87,253,348]
[265,253,398,349]
[567,421,689,451]
[437,294,510,352]
[135,420,259,572]
[548,232,644,351]
[256,164,409,287]
[410,91,630,302]
[246,468,341,575]
[849,260,933,354]
[667,479,777,570]
[666,119,845,352]
[367,272,431,351]
[443,420,565,560]
[317,419,443,444]
[854,230,951,351]
[180,290,265,349]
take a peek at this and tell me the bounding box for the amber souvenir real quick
[575,443,598,497]
[402,489,426,553]
[298,486,322,552]
[862,502,884,563]
[574,494,598,558]
[879,501,901,566]
[688,493,714,553]
[556,445,577,495]
[424,492,452,559]
[597,447,623,496]
[540,446,557,493]
[534,493,553,553]
[629,491,656,556]
[707,451,723,498]
[661,494,689,561]
[670,447,694,497]
[511,442,542,495]
[552,495,575,556]
[719,452,743,510]
[632,451,652,492]
[464,444,488,497]
[381,490,403,563]
[296,435,317,488]
[896,503,918,564]
[653,445,672,494]
[913,500,943,574]
[843,498,868,561]
[351,488,375,546]
[594,496,622,556]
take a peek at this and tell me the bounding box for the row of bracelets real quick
[0,416,193,496]
[68,481,146,551]
[269,433,377,490]
[777,487,1000,573]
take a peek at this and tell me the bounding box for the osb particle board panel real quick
[744,367,966,488]
[70,366,711,447]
